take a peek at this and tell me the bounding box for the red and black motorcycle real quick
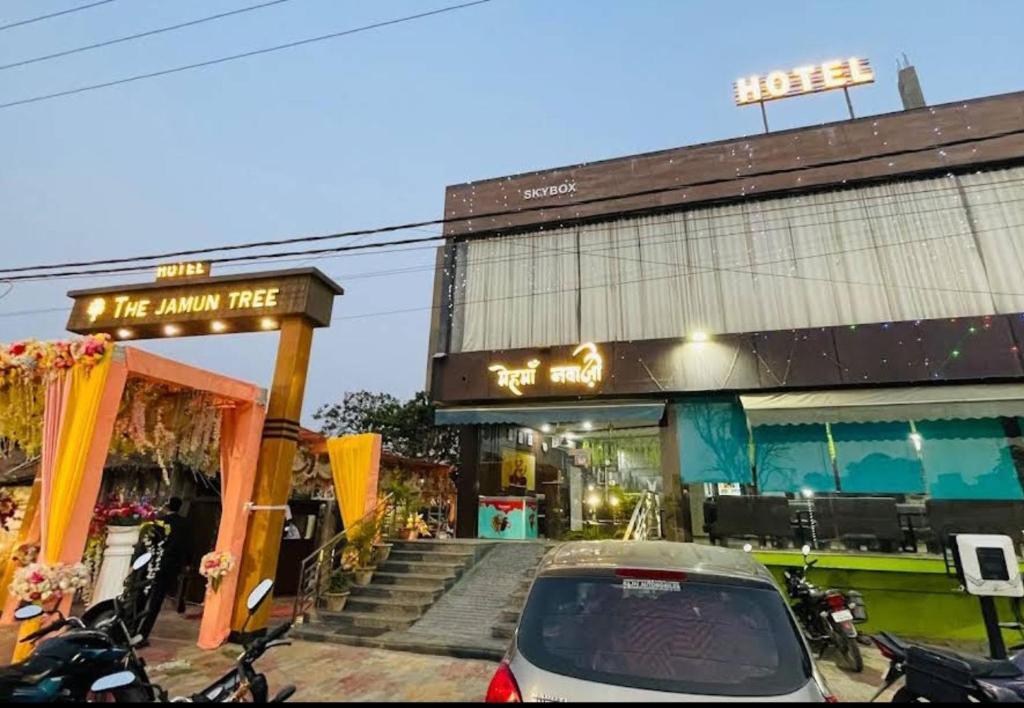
[783,545,868,672]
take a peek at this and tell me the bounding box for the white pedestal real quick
[91,525,142,605]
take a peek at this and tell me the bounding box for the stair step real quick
[499,608,521,624]
[350,585,445,602]
[345,596,431,618]
[389,540,484,553]
[388,549,476,564]
[373,572,456,588]
[319,610,414,632]
[491,622,516,640]
[379,559,465,576]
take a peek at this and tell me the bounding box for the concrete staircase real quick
[490,553,546,640]
[312,540,491,639]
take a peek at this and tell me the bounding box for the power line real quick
[0,0,116,32]
[1,155,1022,278]
[0,0,495,110]
[4,176,1024,285]
[0,0,296,72]
[9,212,1024,323]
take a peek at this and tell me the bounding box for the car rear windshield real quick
[516,573,811,697]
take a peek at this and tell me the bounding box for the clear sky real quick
[2,0,1023,424]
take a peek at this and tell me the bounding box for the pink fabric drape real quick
[197,401,265,650]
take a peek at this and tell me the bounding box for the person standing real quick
[138,497,191,642]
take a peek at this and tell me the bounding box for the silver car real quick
[486,541,835,703]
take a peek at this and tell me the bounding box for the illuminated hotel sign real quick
[734,57,874,105]
[155,261,212,281]
[66,268,344,340]
[490,342,604,397]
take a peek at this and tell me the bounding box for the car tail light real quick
[824,693,839,703]
[485,662,522,703]
[826,592,847,611]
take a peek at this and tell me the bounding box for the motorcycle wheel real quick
[89,685,153,703]
[891,686,922,702]
[833,631,864,673]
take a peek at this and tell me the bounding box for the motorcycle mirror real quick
[801,544,811,556]
[247,578,274,612]
[90,671,138,693]
[132,551,153,572]
[13,605,43,621]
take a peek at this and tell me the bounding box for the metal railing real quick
[623,491,663,541]
[291,494,392,625]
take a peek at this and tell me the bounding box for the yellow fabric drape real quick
[326,434,382,531]
[13,353,112,661]
[44,353,112,563]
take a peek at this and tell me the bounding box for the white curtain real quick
[452,166,1024,353]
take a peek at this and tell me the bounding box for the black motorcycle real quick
[88,577,296,703]
[784,544,868,672]
[0,553,158,703]
[872,631,1024,702]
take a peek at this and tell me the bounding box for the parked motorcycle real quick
[0,553,158,703]
[89,577,297,703]
[784,544,868,672]
[872,631,1024,702]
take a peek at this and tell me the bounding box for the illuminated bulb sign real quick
[66,267,344,340]
[490,343,604,397]
[155,261,212,281]
[734,57,874,105]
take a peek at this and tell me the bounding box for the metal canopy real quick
[740,384,1024,427]
[434,401,666,428]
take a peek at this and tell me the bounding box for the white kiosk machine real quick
[950,534,1024,659]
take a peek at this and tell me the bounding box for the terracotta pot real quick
[352,568,375,586]
[324,592,350,613]
[399,529,418,541]
[372,543,393,564]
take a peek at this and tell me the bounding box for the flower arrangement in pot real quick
[11,561,90,611]
[323,568,352,613]
[399,513,431,541]
[344,520,378,586]
[96,495,158,527]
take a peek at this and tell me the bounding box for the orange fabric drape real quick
[197,401,265,650]
[326,434,382,531]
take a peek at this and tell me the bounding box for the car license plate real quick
[831,609,853,623]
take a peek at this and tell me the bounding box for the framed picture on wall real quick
[517,430,525,445]
[526,432,534,446]
[506,428,515,442]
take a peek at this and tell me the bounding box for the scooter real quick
[0,552,158,703]
[872,631,1024,702]
[784,544,868,673]
[89,578,297,703]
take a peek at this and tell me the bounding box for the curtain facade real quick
[326,434,382,531]
[454,167,1024,352]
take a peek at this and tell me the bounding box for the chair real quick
[925,500,1024,554]
[830,497,902,552]
[710,495,791,547]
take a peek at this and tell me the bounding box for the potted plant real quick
[371,497,393,565]
[346,520,377,586]
[399,513,431,541]
[323,569,351,612]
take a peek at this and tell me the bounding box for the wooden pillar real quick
[231,317,314,637]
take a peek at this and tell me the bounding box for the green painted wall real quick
[755,551,1023,645]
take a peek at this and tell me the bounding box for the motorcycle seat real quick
[0,655,59,686]
[911,645,1022,680]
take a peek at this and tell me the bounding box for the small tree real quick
[313,390,459,465]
